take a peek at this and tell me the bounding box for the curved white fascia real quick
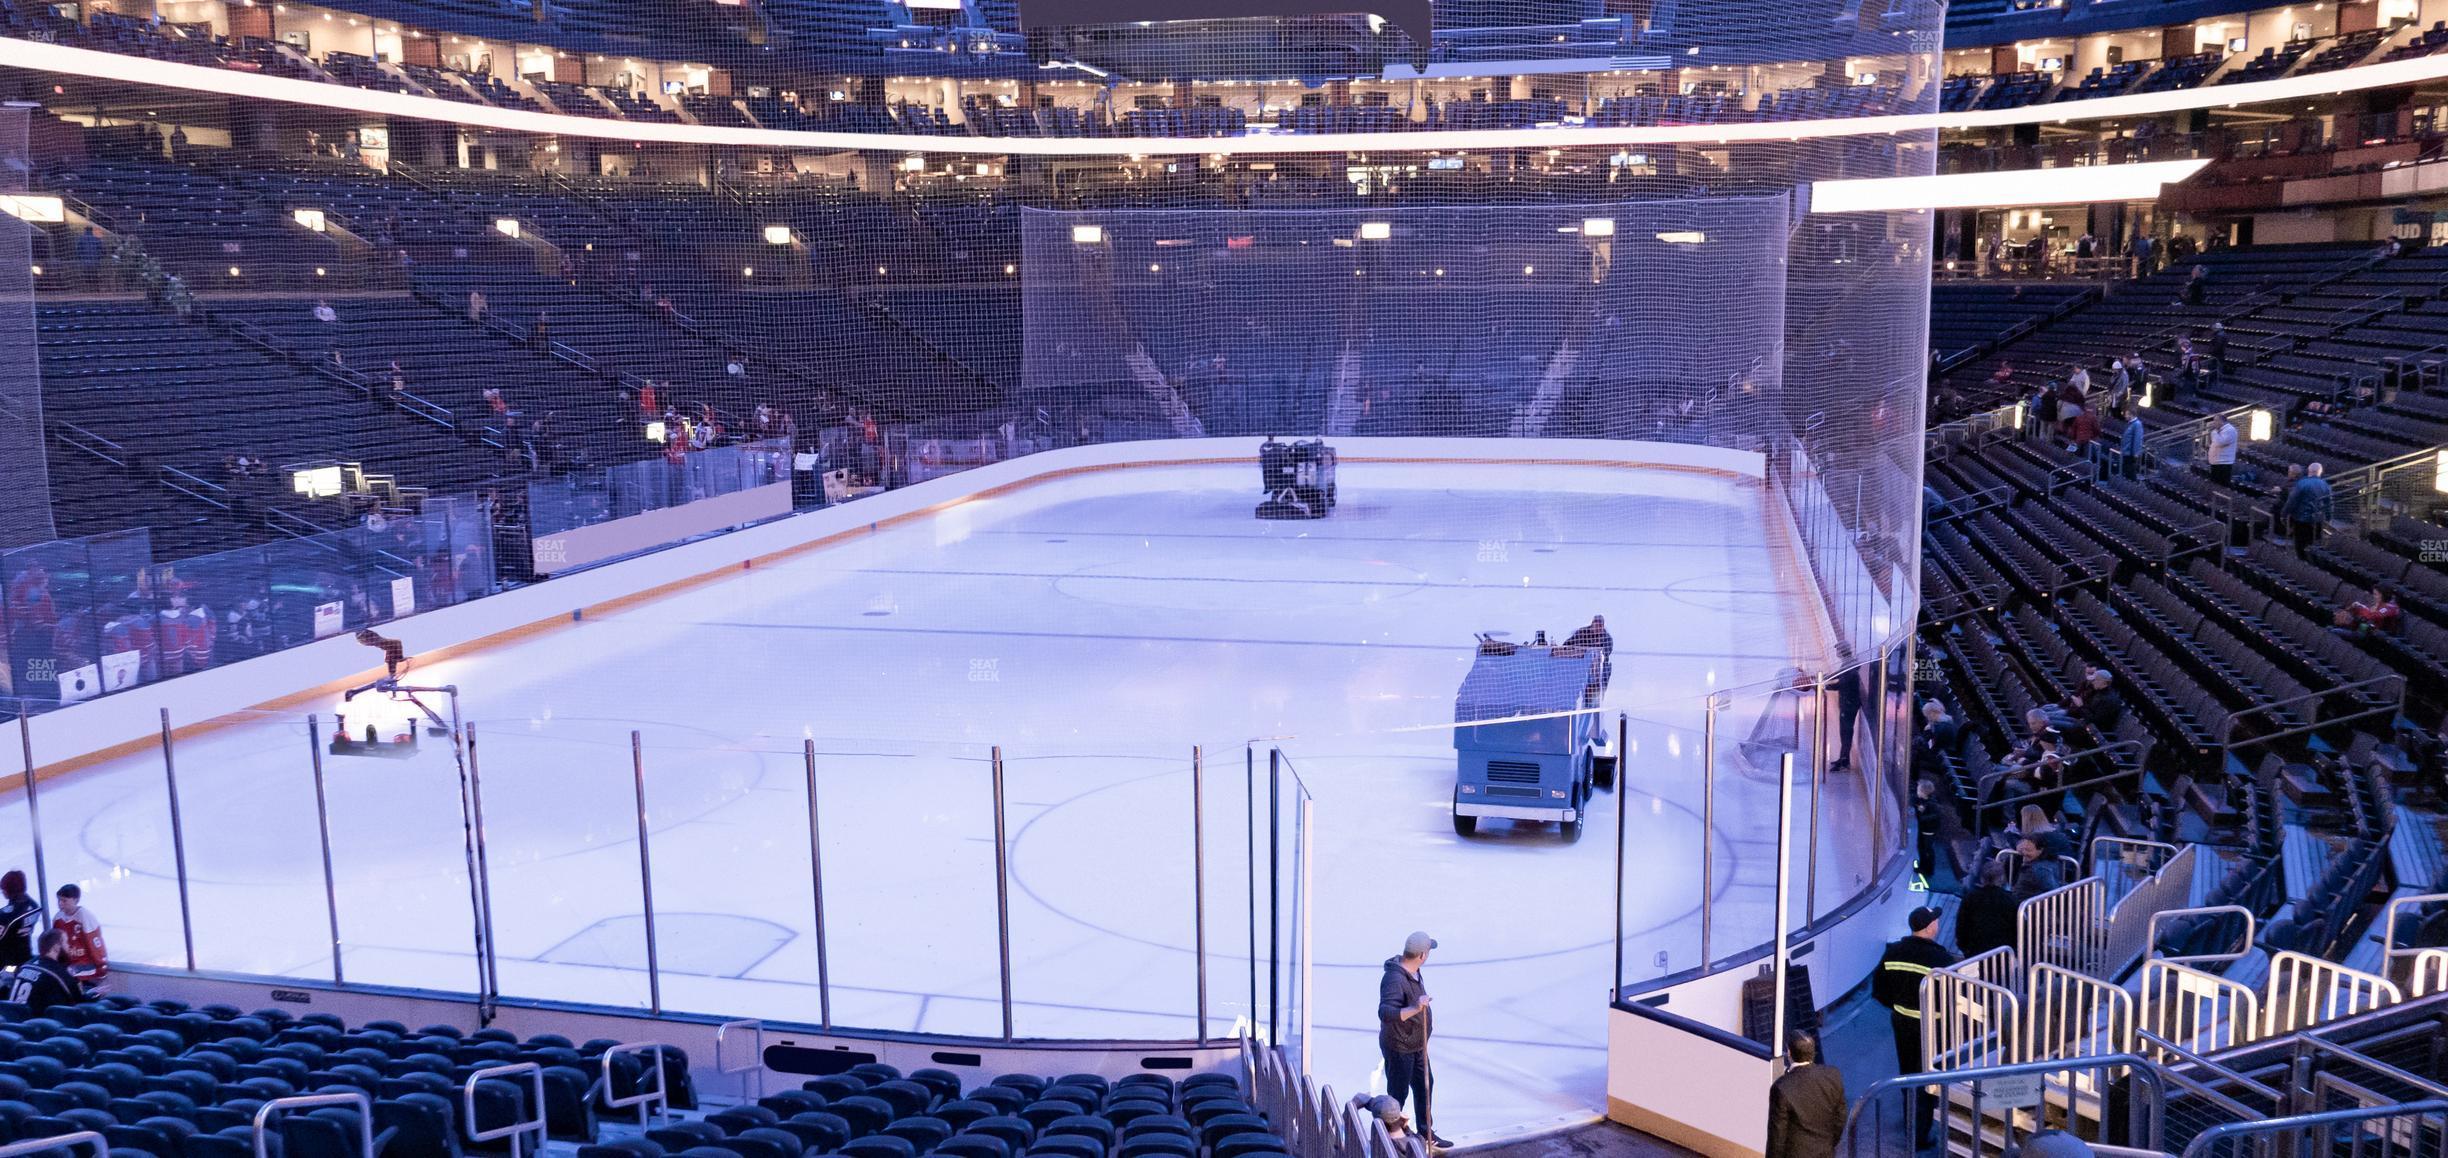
[4,34,2445,154]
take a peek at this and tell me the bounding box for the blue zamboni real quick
[1450,634,1615,841]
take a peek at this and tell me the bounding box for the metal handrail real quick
[253,1091,377,1158]
[2380,892,2448,963]
[2089,835,2180,870]
[463,1062,547,1158]
[1843,1052,2167,1155]
[0,1132,107,1158]
[714,1019,764,1101]
[2292,1036,2448,1100]
[2216,671,2408,763]
[2175,1098,2448,1158]
[2145,905,2258,965]
[595,1042,669,1129]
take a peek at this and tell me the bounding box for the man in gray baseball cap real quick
[1378,931,1449,1149]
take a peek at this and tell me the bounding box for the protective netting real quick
[0,106,55,551]
[1019,198,1791,443]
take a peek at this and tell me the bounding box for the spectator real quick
[529,310,551,350]
[2011,707,2066,764]
[2180,265,2208,306]
[1955,861,2018,959]
[0,870,39,968]
[2206,415,2239,485]
[1827,663,1865,774]
[73,227,100,285]
[1350,1095,1430,1158]
[2209,323,2229,377]
[2347,583,2403,636]
[467,289,488,323]
[311,298,337,324]
[2020,803,2074,860]
[52,883,105,988]
[1377,931,1449,1149]
[1765,1031,1845,1158]
[2131,232,2154,277]
[1913,700,1960,768]
[388,361,408,400]
[2067,669,2123,732]
[2067,401,2100,450]
[6,929,83,1013]
[2012,836,2066,900]
[2117,408,2145,480]
[1913,777,1949,886]
[2015,1131,2097,1158]
[2284,462,2333,559]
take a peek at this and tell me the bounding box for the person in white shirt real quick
[311,299,337,324]
[2207,417,2239,485]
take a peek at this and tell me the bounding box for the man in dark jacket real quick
[1378,932,1449,1149]
[1954,862,2018,960]
[0,870,41,969]
[1767,1031,1847,1158]
[1872,907,1959,1147]
[2284,463,2333,560]
[2066,669,2123,734]
[1828,665,1866,774]
[6,929,83,1014]
[1564,616,1614,697]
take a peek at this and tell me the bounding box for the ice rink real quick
[2,455,1886,1140]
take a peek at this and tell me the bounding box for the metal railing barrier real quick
[2175,1099,2448,1158]
[2018,877,2108,976]
[253,1092,378,1158]
[2138,958,2261,1058]
[463,1062,547,1158]
[716,1019,765,1102]
[2263,951,2402,1036]
[0,1133,108,1158]
[595,1042,672,1130]
[2026,962,2136,1062]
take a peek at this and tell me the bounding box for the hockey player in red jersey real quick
[51,883,105,991]
[156,586,215,677]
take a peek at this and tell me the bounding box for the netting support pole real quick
[1771,752,1799,1063]
[18,710,46,908]
[1247,744,1257,1039]
[158,708,196,972]
[306,715,343,985]
[1612,712,1628,997]
[1701,694,1719,969]
[991,745,1015,1041]
[459,707,499,1023]
[1192,744,1209,1044]
[1809,673,1828,926]
[631,730,662,1015]
[1268,746,1282,1045]
[803,739,832,1033]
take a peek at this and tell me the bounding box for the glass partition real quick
[178,709,333,979]
[1004,743,1201,1041]
[477,713,653,1012]
[318,693,484,994]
